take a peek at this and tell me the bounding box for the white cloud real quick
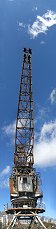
[49,88,56,104]
[40,41,45,45]
[37,104,48,121]
[0,166,10,177]
[0,178,9,189]
[18,22,26,29]
[28,10,56,38]
[32,6,37,12]
[34,120,56,167]
[2,121,16,144]
[8,0,14,2]
[34,139,56,167]
[0,166,10,189]
[40,121,56,140]
[2,121,16,136]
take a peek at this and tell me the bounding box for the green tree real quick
[0,222,2,229]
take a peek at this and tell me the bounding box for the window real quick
[23,177,27,183]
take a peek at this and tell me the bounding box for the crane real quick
[6,48,47,229]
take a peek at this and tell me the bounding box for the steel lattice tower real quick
[6,48,46,229]
[14,48,34,167]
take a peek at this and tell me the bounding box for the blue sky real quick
[0,0,56,219]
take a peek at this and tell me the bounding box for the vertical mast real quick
[14,48,34,167]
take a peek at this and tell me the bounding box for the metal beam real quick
[36,215,47,229]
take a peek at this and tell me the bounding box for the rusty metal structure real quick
[6,48,46,229]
